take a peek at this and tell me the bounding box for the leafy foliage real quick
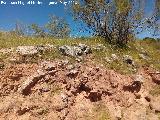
[29,24,46,37]
[11,21,27,36]
[10,15,71,38]
[45,15,71,38]
[72,0,160,46]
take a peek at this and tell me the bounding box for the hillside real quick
[0,33,160,120]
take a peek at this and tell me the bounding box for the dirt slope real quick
[0,57,160,120]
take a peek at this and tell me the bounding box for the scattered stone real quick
[58,44,91,57]
[150,72,160,84]
[16,107,30,115]
[84,47,92,54]
[0,48,14,54]
[61,59,69,65]
[73,46,83,56]
[111,54,118,61]
[59,45,73,56]
[45,44,55,49]
[123,55,134,65]
[139,54,148,60]
[104,56,112,63]
[77,43,88,51]
[139,51,149,60]
[16,45,55,56]
[41,61,56,71]
[9,58,18,63]
[66,64,75,70]
[60,108,69,120]
[123,75,144,93]
[9,72,23,80]
[39,83,50,93]
[18,70,46,95]
[134,75,144,84]
[67,70,79,78]
[61,93,68,103]
[0,53,159,119]
[16,46,38,56]
[92,44,106,51]
[37,44,55,51]
[36,45,46,53]
[75,56,83,62]
[52,94,68,111]
[114,107,122,119]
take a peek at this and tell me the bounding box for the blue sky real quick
[0,0,158,38]
[0,0,86,36]
[0,1,70,29]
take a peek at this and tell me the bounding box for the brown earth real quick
[0,57,160,120]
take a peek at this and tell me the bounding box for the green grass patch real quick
[0,32,160,73]
[93,102,111,120]
[149,85,160,96]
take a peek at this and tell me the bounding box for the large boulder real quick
[58,44,91,57]
[73,46,83,56]
[59,45,76,56]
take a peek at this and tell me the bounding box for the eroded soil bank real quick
[0,56,160,120]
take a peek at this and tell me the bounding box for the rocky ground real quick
[0,43,160,120]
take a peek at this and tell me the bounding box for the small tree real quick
[29,24,46,37]
[13,21,27,36]
[72,0,160,46]
[45,15,70,38]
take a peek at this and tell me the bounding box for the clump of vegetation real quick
[150,85,160,96]
[0,63,5,69]
[93,102,111,120]
[82,102,110,120]
[12,20,27,36]
[29,24,46,38]
[50,85,62,96]
[37,107,49,115]
[91,37,160,74]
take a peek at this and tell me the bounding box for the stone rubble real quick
[58,43,92,57]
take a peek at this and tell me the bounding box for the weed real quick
[149,85,160,96]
